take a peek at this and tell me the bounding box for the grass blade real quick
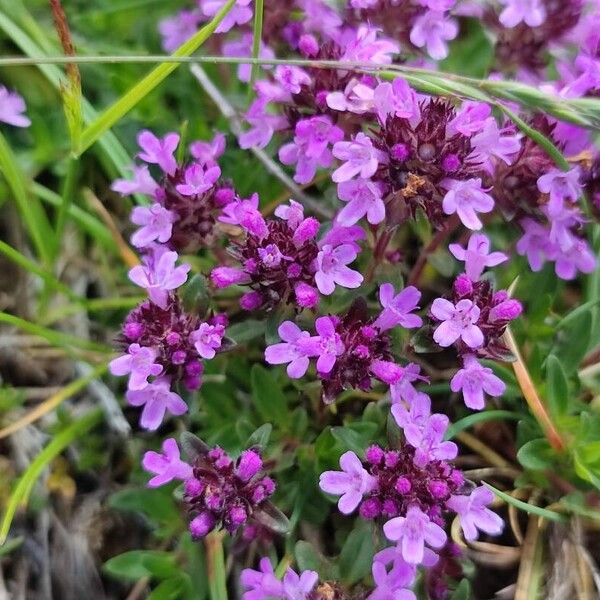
[445,410,522,440]
[77,0,237,155]
[0,408,103,544]
[0,239,82,302]
[0,311,111,354]
[0,363,107,439]
[484,483,567,522]
[0,131,54,266]
[249,0,264,87]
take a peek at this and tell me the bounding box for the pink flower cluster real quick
[142,436,278,539]
[265,285,422,402]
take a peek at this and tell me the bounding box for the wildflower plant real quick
[2,1,600,599]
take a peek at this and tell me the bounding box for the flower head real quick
[137,130,180,176]
[498,0,546,28]
[450,354,506,410]
[319,451,377,514]
[109,343,163,390]
[126,376,187,430]
[409,11,458,60]
[130,204,176,248]
[0,86,31,127]
[128,250,190,309]
[446,485,504,541]
[265,321,313,378]
[374,284,423,332]
[332,132,388,182]
[383,505,448,564]
[315,244,363,295]
[441,178,495,230]
[431,298,484,348]
[448,233,508,281]
[142,438,192,487]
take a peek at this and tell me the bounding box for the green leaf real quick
[77,0,237,155]
[338,522,375,585]
[104,550,177,582]
[109,486,181,527]
[148,575,189,600]
[484,483,566,522]
[245,423,272,450]
[251,364,288,427]
[544,355,569,417]
[445,410,521,440]
[295,541,339,581]
[441,19,493,78]
[331,422,378,455]
[551,310,593,375]
[449,579,472,600]
[517,439,555,470]
[0,409,103,544]
[226,319,266,344]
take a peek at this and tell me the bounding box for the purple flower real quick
[282,568,318,599]
[341,25,399,65]
[332,132,388,182]
[336,179,386,225]
[191,322,225,359]
[109,343,163,390]
[175,163,221,196]
[471,119,520,170]
[373,78,421,123]
[274,65,312,94]
[498,0,546,28]
[305,316,346,374]
[0,86,30,127]
[516,219,552,272]
[450,355,506,410]
[130,203,176,248]
[446,485,504,541]
[383,505,447,564]
[200,0,252,33]
[374,284,423,332]
[241,558,284,600]
[158,10,202,52]
[142,438,192,487]
[554,237,597,280]
[315,244,363,294]
[447,101,491,137]
[403,413,458,466]
[320,223,365,252]
[448,233,508,281]
[112,165,159,197]
[128,251,191,309]
[137,130,179,176]
[222,34,274,83]
[239,98,288,149]
[441,179,495,230]
[391,392,431,428]
[211,266,252,288]
[219,193,260,226]
[431,298,484,348]
[389,367,429,405]
[274,199,305,229]
[319,451,377,514]
[368,561,417,600]
[279,116,344,184]
[126,377,188,430]
[409,11,458,60]
[190,132,226,165]
[537,167,581,216]
[265,321,313,378]
[326,78,376,114]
